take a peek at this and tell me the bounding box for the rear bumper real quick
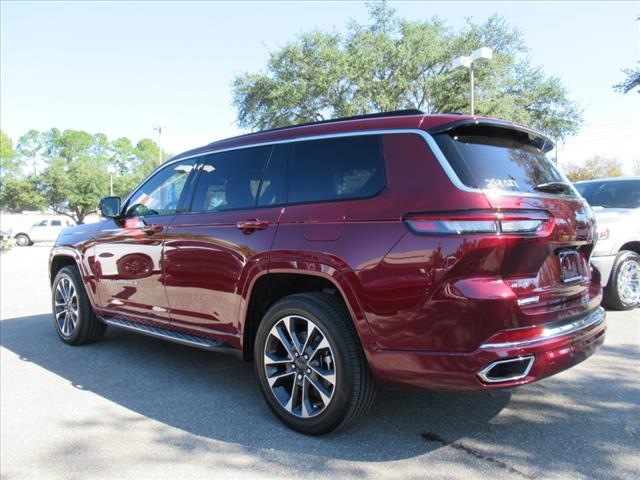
[591,255,616,286]
[365,307,606,391]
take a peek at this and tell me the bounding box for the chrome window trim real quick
[123,128,581,208]
[477,355,535,383]
[480,306,606,349]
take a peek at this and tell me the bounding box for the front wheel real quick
[604,250,640,310]
[254,293,376,435]
[15,234,31,246]
[52,266,107,344]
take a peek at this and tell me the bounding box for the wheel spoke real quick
[286,316,304,353]
[272,324,295,357]
[308,375,332,406]
[300,377,311,418]
[57,282,67,302]
[267,369,295,387]
[308,335,330,361]
[62,313,70,335]
[301,323,317,356]
[264,352,292,366]
[309,364,336,386]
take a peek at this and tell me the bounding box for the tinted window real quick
[190,146,272,212]
[125,159,195,217]
[257,144,289,207]
[575,180,640,208]
[51,220,62,226]
[288,136,385,204]
[435,127,575,195]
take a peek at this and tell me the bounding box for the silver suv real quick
[576,177,640,310]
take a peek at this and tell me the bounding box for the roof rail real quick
[211,109,425,144]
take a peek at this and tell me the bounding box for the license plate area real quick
[558,250,583,283]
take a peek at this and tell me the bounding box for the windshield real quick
[575,179,640,209]
[434,126,576,196]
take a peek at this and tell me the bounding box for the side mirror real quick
[99,196,121,218]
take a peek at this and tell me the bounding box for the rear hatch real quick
[430,121,599,325]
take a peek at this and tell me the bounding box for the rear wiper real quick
[534,181,573,194]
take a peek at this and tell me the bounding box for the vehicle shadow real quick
[1,313,638,479]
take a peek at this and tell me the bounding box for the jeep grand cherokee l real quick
[49,110,606,434]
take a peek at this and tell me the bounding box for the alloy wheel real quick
[618,259,640,307]
[263,315,336,418]
[54,276,79,337]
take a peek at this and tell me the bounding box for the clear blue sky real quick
[1,1,639,171]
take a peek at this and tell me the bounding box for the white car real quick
[575,177,640,310]
[14,217,75,246]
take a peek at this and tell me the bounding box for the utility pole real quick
[153,121,166,164]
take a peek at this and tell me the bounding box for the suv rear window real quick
[434,127,573,195]
[288,135,385,204]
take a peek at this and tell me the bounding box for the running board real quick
[101,317,231,351]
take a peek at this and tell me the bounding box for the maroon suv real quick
[49,110,606,434]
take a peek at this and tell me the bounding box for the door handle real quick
[142,223,164,235]
[237,219,269,234]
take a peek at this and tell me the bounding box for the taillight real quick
[404,210,554,236]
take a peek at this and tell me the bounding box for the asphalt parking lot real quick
[1,245,638,480]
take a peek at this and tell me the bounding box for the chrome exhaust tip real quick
[477,355,535,383]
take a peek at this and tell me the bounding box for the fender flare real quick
[239,260,375,348]
[50,246,100,307]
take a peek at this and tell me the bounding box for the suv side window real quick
[190,146,272,212]
[257,144,290,207]
[125,159,196,217]
[288,135,385,204]
[51,220,62,227]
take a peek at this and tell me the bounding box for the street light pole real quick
[470,66,475,116]
[153,121,166,165]
[106,165,116,196]
[451,47,493,116]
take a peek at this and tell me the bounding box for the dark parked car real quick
[49,110,606,434]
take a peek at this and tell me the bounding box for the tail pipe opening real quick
[477,355,535,383]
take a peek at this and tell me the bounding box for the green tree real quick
[39,156,109,224]
[563,155,625,182]
[233,1,582,140]
[613,16,640,94]
[16,129,46,175]
[0,176,47,212]
[1,131,20,178]
[1,131,48,212]
[1,128,166,220]
[109,137,162,198]
[613,65,640,94]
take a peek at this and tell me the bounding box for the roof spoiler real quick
[428,119,555,153]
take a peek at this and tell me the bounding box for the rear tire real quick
[604,250,640,310]
[15,234,31,246]
[52,266,107,345]
[254,292,376,435]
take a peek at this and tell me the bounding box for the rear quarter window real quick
[288,135,385,204]
[434,127,573,195]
